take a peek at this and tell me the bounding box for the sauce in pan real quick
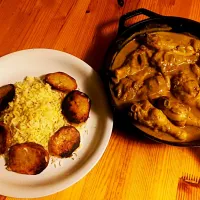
[109,31,200,142]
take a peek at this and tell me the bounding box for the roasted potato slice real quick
[62,90,91,123]
[45,72,77,92]
[7,142,49,175]
[0,122,11,154]
[48,126,80,158]
[0,84,15,112]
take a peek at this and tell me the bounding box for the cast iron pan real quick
[105,8,200,147]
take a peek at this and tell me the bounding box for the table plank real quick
[0,0,199,200]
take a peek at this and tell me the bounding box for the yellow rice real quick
[1,76,67,149]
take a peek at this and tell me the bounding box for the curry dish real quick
[109,31,200,142]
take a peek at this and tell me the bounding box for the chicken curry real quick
[109,31,200,142]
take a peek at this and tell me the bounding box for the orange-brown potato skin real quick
[48,126,80,158]
[45,72,77,92]
[0,84,15,112]
[7,142,49,175]
[0,122,11,154]
[62,90,91,124]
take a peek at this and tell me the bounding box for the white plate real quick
[0,49,113,198]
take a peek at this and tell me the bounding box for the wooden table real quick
[1,0,200,199]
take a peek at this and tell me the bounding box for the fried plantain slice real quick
[48,126,80,158]
[0,122,11,154]
[0,84,15,112]
[7,142,49,175]
[62,90,91,124]
[45,72,77,92]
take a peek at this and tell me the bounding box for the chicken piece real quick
[146,32,196,55]
[190,38,200,52]
[0,84,15,112]
[156,96,200,127]
[191,64,200,77]
[171,72,199,103]
[129,100,188,140]
[0,122,11,154]
[155,97,190,127]
[48,126,80,158]
[151,50,198,90]
[172,71,200,110]
[62,90,91,124]
[113,76,143,101]
[45,72,77,93]
[173,45,196,56]
[113,67,156,101]
[190,64,200,83]
[113,45,153,82]
[156,96,200,128]
[137,73,169,101]
[7,142,49,175]
[146,32,178,50]
[152,51,198,74]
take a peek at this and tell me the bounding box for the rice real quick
[1,76,67,149]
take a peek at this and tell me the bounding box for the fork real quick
[181,173,200,185]
[176,174,200,200]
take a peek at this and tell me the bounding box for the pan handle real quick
[118,8,162,35]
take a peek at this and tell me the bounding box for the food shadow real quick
[113,110,161,145]
[83,18,120,124]
[83,18,161,145]
[84,18,118,72]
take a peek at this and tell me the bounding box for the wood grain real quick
[0,0,199,199]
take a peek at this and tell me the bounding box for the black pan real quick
[105,8,200,147]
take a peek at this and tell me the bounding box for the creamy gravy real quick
[109,31,200,143]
